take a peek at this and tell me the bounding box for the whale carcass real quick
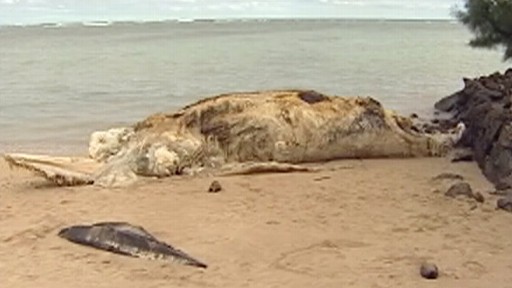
[4,90,451,187]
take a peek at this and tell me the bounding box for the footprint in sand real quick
[462,260,488,278]
[273,240,371,278]
[2,216,64,244]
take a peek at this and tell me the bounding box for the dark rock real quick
[434,70,512,189]
[445,182,473,198]
[410,113,419,119]
[420,263,439,280]
[434,92,460,112]
[497,197,512,212]
[449,148,474,162]
[490,189,512,196]
[208,180,222,193]
[473,191,485,203]
[432,173,464,181]
[483,136,512,185]
[495,181,512,190]
[489,91,505,100]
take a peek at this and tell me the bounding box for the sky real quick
[0,0,464,25]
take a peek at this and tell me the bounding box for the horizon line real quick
[0,16,457,27]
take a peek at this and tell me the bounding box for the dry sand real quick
[1,156,512,287]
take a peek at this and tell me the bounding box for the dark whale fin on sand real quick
[58,222,207,269]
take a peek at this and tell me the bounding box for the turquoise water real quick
[0,20,509,154]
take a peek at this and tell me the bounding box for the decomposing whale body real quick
[4,90,453,187]
[58,222,208,268]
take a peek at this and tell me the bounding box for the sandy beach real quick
[1,156,512,287]
[2,2,510,287]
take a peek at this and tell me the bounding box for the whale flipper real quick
[58,222,207,269]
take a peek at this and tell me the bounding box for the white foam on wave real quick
[81,21,113,27]
[41,22,65,29]
[5,23,29,28]
[177,18,195,23]
[1,18,248,28]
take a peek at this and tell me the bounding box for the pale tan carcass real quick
[4,90,449,187]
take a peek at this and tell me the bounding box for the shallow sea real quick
[0,20,508,154]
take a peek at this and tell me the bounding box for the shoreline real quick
[0,93,444,159]
[0,92,444,159]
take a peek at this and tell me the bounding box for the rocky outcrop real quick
[434,69,512,188]
[5,90,450,187]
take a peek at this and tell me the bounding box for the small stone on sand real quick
[473,191,485,203]
[497,197,512,212]
[445,182,473,199]
[420,263,439,280]
[208,180,222,193]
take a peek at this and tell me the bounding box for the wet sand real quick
[1,157,512,287]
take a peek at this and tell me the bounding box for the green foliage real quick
[455,0,512,60]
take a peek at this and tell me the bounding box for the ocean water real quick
[0,20,509,154]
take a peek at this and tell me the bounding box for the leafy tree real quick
[455,0,512,60]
